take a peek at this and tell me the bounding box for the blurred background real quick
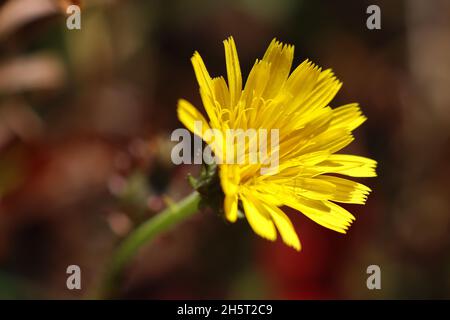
[0,0,449,299]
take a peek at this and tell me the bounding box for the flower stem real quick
[98,191,201,299]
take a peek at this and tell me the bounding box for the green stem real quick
[98,191,201,299]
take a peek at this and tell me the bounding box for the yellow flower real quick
[177,36,377,251]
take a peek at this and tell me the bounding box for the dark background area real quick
[0,0,449,299]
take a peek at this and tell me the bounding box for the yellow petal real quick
[292,177,336,200]
[316,175,372,204]
[296,69,342,117]
[325,200,356,222]
[253,183,350,233]
[261,202,301,250]
[219,164,240,195]
[241,60,270,110]
[191,51,214,96]
[223,36,242,108]
[288,196,351,233]
[261,38,294,99]
[298,128,354,155]
[224,193,238,223]
[191,52,220,127]
[278,108,333,158]
[177,99,211,141]
[212,76,230,109]
[316,154,377,177]
[331,103,367,132]
[285,59,320,106]
[241,193,277,241]
[276,151,330,172]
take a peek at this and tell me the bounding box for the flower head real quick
[177,36,376,250]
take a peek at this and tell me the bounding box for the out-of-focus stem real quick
[98,191,201,299]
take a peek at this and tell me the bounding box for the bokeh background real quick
[0,0,449,299]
